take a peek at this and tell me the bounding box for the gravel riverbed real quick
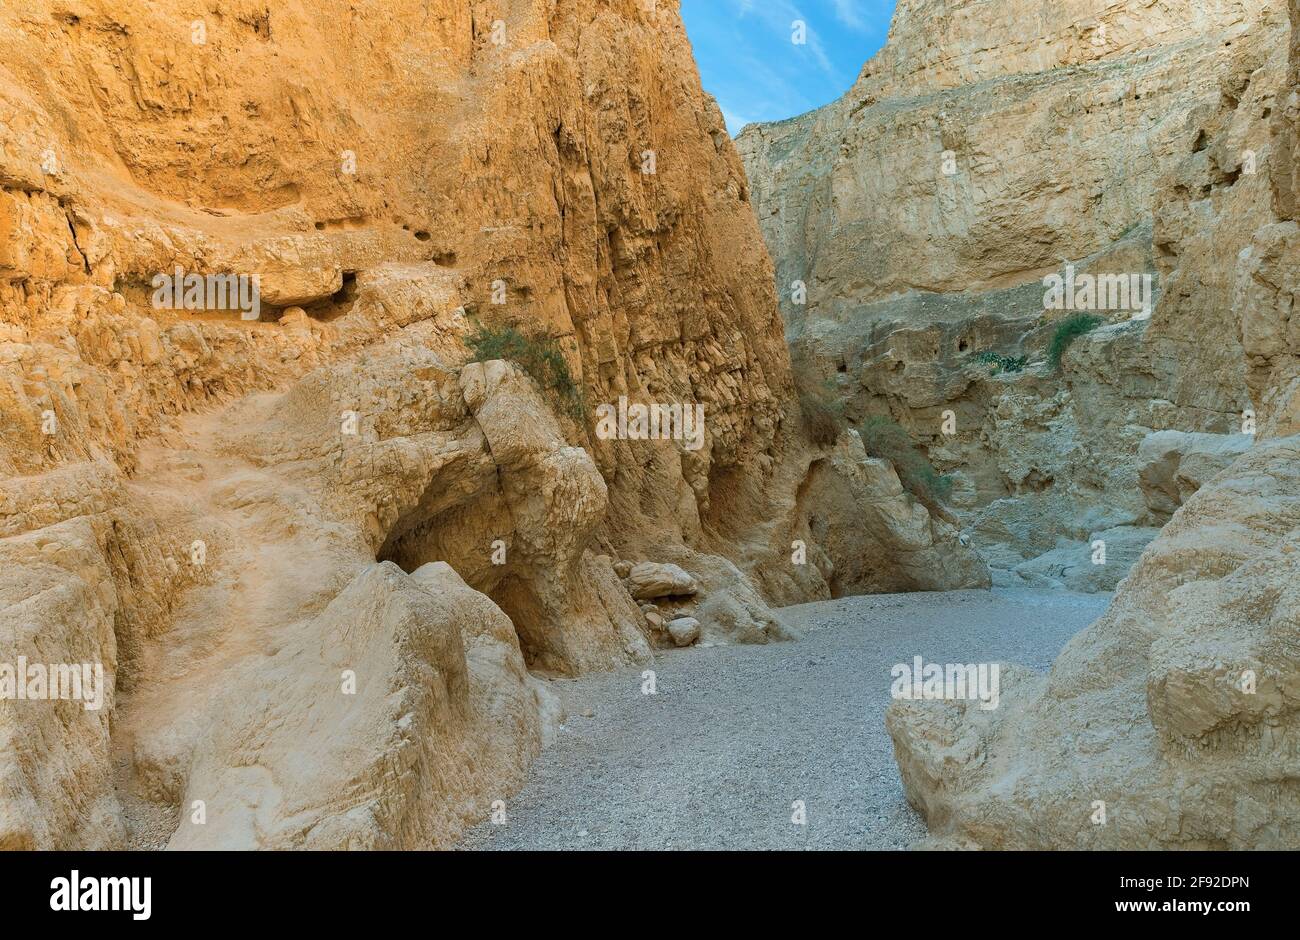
[460,587,1110,850]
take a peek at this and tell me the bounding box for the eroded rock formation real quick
[882,0,1300,847]
[0,0,987,849]
[739,0,1288,590]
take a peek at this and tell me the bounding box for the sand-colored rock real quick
[1236,220,1300,437]
[1010,525,1160,593]
[888,436,1300,848]
[1137,430,1255,517]
[0,0,989,850]
[885,0,1300,848]
[739,0,1287,588]
[739,0,1278,322]
[792,431,989,595]
[666,617,701,648]
[165,561,555,850]
[626,562,698,600]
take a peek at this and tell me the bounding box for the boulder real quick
[792,431,990,595]
[1011,526,1162,593]
[1138,430,1254,517]
[888,436,1300,848]
[667,617,701,647]
[626,562,698,600]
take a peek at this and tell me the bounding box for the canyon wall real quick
[739,0,1286,588]
[0,0,987,849]
[880,0,1300,847]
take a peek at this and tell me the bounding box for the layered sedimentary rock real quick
[889,434,1300,848]
[790,431,990,595]
[1137,430,1255,518]
[885,0,1300,848]
[0,0,985,849]
[739,0,1287,588]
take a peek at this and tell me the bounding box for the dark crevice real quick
[63,208,91,274]
[299,271,359,321]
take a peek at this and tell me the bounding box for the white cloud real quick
[727,0,846,84]
[684,0,889,134]
[719,107,749,136]
[830,0,869,32]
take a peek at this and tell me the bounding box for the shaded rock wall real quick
[885,0,1300,848]
[739,0,1287,588]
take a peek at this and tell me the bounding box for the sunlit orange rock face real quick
[0,1,993,849]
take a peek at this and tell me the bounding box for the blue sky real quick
[681,0,897,135]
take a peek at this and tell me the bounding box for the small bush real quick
[790,344,849,447]
[796,377,847,447]
[859,415,953,510]
[464,324,585,419]
[972,351,1028,374]
[1047,313,1104,370]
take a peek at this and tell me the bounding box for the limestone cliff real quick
[739,0,1287,588]
[878,0,1300,847]
[0,0,987,849]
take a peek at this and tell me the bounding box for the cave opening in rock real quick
[298,271,360,321]
[375,494,552,669]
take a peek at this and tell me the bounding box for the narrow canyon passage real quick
[461,588,1109,850]
[4,0,1296,860]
